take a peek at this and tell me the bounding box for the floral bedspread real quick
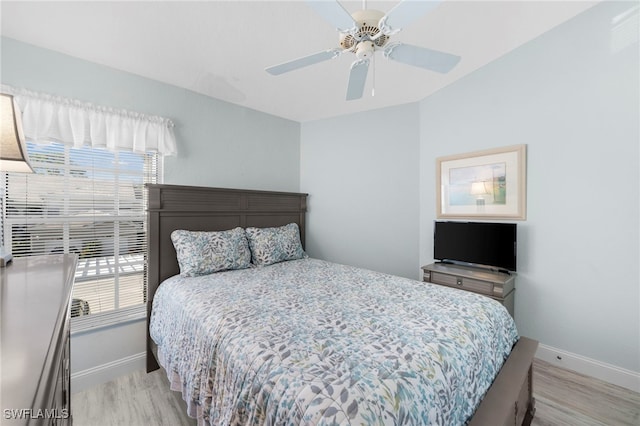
[150,258,518,426]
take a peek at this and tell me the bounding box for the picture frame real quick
[436,144,527,220]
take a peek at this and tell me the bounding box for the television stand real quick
[421,263,515,317]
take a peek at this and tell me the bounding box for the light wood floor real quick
[71,359,639,425]
[531,359,639,426]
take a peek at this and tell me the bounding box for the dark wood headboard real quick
[145,184,308,372]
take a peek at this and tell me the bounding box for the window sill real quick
[70,305,146,336]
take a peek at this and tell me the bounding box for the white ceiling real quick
[0,0,597,122]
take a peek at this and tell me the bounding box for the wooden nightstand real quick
[422,263,515,317]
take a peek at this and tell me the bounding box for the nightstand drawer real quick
[431,271,494,296]
[422,263,515,317]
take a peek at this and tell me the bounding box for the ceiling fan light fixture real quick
[355,41,375,60]
[339,9,389,51]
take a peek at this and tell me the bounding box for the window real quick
[2,141,159,331]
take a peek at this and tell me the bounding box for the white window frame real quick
[2,141,161,332]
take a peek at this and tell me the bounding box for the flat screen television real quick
[433,221,517,272]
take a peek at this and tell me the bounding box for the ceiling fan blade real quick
[379,0,442,35]
[266,48,343,75]
[384,43,460,73]
[305,0,357,33]
[346,59,370,101]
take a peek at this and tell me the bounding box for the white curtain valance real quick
[1,85,177,156]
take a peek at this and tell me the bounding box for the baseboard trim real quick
[71,352,146,394]
[536,344,640,393]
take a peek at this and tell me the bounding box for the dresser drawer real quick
[431,271,495,296]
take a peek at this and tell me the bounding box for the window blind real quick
[3,141,158,331]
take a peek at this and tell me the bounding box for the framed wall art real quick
[436,144,527,220]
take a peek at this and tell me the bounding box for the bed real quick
[146,184,538,426]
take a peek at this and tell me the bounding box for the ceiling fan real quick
[265,0,461,101]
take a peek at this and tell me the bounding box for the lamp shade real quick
[0,93,33,173]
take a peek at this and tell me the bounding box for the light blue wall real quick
[0,37,300,192]
[1,36,301,390]
[300,103,420,279]
[420,0,638,372]
[302,1,639,374]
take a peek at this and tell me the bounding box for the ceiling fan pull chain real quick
[372,52,376,97]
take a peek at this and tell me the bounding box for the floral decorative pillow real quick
[245,223,306,266]
[171,227,251,277]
